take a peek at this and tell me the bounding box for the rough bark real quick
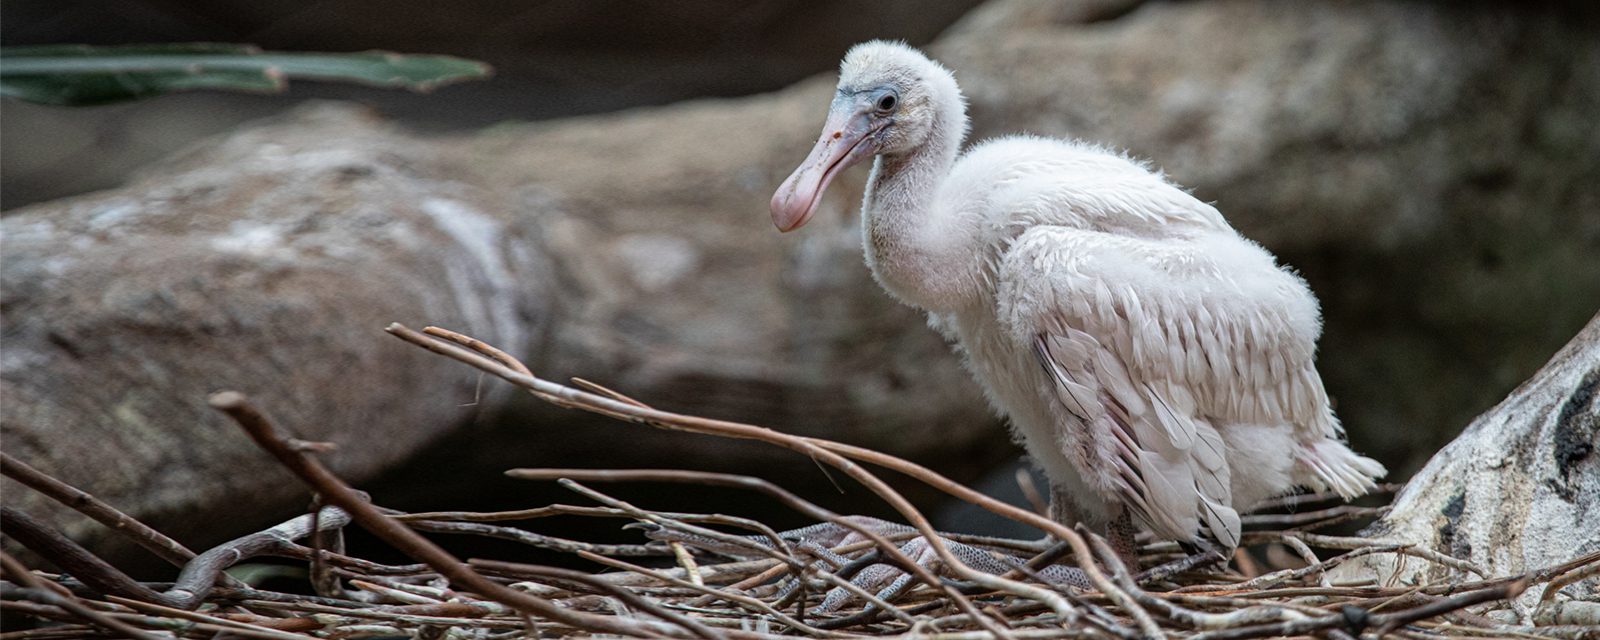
[1332,313,1599,607]
[3,0,1598,561]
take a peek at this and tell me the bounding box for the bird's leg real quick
[1105,507,1142,571]
[1027,485,1140,586]
[1047,483,1081,530]
[1096,506,1233,581]
[1048,484,1139,569]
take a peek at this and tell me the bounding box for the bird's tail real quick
[1295,439,1387,500]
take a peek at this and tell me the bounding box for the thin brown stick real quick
[572,377,654,408]
[3,599,305,640]
[207,389,718,639]
[468,558,726,637]
[1537,553,1600,603]
[405,517,668,557]
[1248,484,1402,511]
[1287,532,1490,578]
[0,507,169,604]
[517,468,1085,631]
[554,479,803,568]
[389,323,1087,637]
[585,551,835,636]
[105,595,314,640]
[166,506,356,608]
[0,500,363,610]
[1370,579,1529,636]
[397,503,650,522]
[389,328,1031,635]
[1085,532,1277,634]
[1236,504,1387,530]
[0,453,196,568]
[1184,577,1530,640]
[0,551,161,640]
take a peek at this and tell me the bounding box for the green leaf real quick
[0,43,493,106]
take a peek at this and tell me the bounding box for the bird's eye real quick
[875,93,898,113]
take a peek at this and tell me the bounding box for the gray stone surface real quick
[1333,314,1598,610]
[2,107,536,554]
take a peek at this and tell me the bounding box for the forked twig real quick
[207,389,721,639]
[390,323,1089,637]
[2,323,1578,640]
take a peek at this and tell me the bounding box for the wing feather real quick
[1003,226,1335,547]
[1200,497,1242,549]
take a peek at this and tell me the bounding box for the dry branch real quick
[3,323,1590,639]
[1,453,196,568]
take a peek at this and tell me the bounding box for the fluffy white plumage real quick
[772,41,1386,550]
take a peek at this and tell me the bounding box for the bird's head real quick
[771,41,963,232]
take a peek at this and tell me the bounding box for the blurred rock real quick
[3,0,1598,563]
[1,106,538,561]
[0,0,983,208]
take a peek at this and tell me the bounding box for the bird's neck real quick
[861,111,982,312]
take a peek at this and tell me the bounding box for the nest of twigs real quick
[3,324,1596,640]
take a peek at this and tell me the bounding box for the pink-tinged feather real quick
[779,41,1385,552]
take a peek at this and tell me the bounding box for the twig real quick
[576,550,828,636]
[404,517,667,557]
[1370,579,1529,635]
[397,503,661,522]
[0,507,170,604]
[468,559,726,637]
[1248,484,1402,511]
[0,452,196,568]
[1084,532,1282,635]
[393,326,1027,635]
[105,594,315,640]
[1537,552,1600,603]
[0,551,161,640]
[207,389,718,639]
[556,479,803,568]
[389,323,1094,637]
[166,506,355,608]
[0,501,359,610]
[1282,532,1490,579]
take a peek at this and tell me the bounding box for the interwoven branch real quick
[2,323,1592,639]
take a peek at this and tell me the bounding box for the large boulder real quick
[4,0,1597,562]
[1,108,534,562]
[1332,313,1598,612]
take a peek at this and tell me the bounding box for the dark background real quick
[2,0,982,207]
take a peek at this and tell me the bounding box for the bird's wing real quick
[997,226,1332,547]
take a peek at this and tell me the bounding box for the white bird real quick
[772,41,1385,559]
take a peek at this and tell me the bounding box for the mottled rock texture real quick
[1333,314,1598,610]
